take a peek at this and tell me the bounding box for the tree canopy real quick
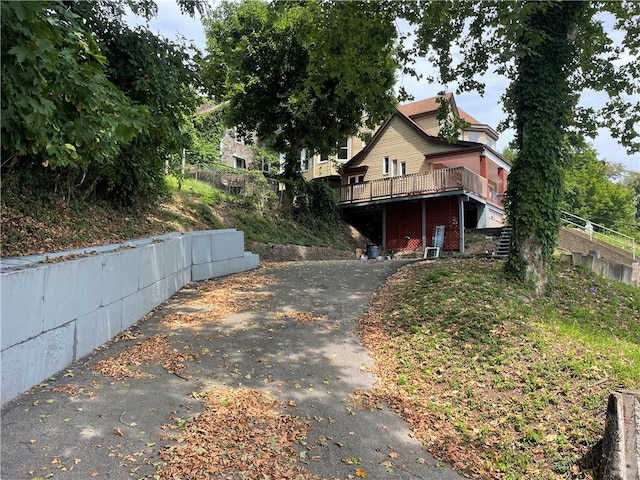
[1,0,204,205]
[201,0,399,179]
[562,138,636,232]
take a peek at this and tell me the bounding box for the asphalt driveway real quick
[1,259,466,480]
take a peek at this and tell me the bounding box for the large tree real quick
[407,1,639,292]
[201,0,399,179]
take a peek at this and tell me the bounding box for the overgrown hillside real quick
[1,175,360,258]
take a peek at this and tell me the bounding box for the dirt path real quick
[1,260,465,480]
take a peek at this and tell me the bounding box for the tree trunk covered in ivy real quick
[505,2,586,293]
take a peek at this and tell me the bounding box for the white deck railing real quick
[337,167,489,205]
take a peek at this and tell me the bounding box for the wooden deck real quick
[337,167,489,205]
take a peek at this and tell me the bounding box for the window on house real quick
[383,156,389,175]
[348,175,365,184]
[489,184,497,203]
[400,161,407,176]
[233,155,246,169]
[319,152,329,163]
[301,148,309,171]
[391,159,398,177]
[337,138,349,160]
[262,160,270,173]
[361,131,372,148]
[234,128,245,144]
[487,138,495,148]
[467,133,480,142]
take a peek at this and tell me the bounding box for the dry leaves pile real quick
[272,310,329,324]
[161,270,278,329]
[156,386,319,480]
[94,334,190,379]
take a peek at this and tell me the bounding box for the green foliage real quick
[201,0,398,179]
[1,0,201,206]
[187,107,226,165]
[622,170,640,226]
[1,1,147,174]
[408,1,639,291]
[282,178,340,225]
[562,139,637,232]
[435,92,470,143]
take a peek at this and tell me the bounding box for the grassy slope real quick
[1,176,356,257]
[359,258,640,479]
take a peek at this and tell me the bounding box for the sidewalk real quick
[1,260,466,480]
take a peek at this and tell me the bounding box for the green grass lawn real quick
[359,258,639,479]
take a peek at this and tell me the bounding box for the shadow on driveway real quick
[1,260,466,480]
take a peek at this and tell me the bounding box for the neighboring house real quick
[197,104,267,172]
[220,126,267,172]
[338,93,510,254]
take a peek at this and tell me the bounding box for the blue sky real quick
[128,1,639,172]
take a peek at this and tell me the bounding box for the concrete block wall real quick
[559,253,637,287]
[1,230,259,404]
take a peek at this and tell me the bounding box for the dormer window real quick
[467,133,480,142]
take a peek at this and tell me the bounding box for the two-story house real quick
[300,117,374,187]
[338,93,510,254]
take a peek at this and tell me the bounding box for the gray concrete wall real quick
[559,252,637,287]
[1,230,259,404]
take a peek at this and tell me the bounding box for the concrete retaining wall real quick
[1,230,259,404]
[558,227,638,286]
[559,252,637,287]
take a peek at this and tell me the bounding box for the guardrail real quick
[561,211,636,260]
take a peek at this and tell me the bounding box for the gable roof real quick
[399,94,497,139]
[344,105,478,171]
[397,92,456,118]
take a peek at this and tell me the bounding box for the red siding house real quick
[338,94,510,254]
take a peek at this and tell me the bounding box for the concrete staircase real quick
[493,225,511,259]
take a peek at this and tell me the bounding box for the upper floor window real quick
[233,155,246,169]
[348,174,365,184]
[337,138,349,160]
[300,148,312,171]
[319,152,329,163]
[383,156,390,175]
[234,127,245,144]
[467,133,480,142]
[487,138,495,148]
[392,159,398,177]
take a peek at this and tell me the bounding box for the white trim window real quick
[319,152,329,163]
[233,155,246,169]
[348,174,365,184]
[300,148,310,172]
[400,161,407,176]
[337,137,349,161]
[383,156,390,175]
[391,159,398,177]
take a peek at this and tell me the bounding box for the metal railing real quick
[561,211,636,260]
[337,167,489,205]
